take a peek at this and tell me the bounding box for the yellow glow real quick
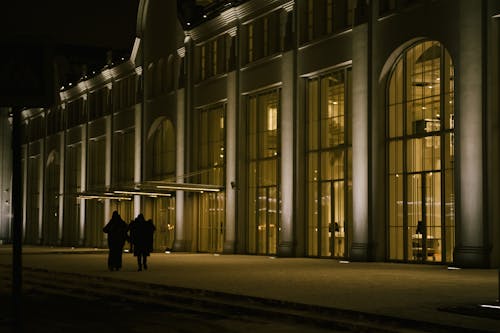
[77,195,131,201]
[267,106,277,131]
[156,183,222,192]
[114,190,172,197]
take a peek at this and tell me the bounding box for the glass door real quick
[256,186,278,255]
[408,172,442,262]
[319,181,345,257]
[199,192,225,253]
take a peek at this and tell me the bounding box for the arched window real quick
[387,41,455,263]
[151,118,176,179]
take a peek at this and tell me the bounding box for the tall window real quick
[197,35,228,82]
[63,143,81,246]
[244,10,281,65]
[387,41,455,263]
[88,136,106,190]
[26,152,41,243]
[151,119,176,180]
[198,104,226,253]
[300,0,354,44]
[113,130,135,185]
[248,89,280,255]
[43,147,60,245]
[307,68,352,258]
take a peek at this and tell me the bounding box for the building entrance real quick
[255,186,278,256]
[198,192,225,253]
[321,180,345,257]
[144,197,175,252]
[408,172,441,262]
[387,40,455,263]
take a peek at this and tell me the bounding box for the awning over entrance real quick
[77,181,224,200]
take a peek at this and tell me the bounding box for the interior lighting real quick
[447,266,461,270]
[156,184,221,192]
[340,260,350,264]
[78,195,131,200]
[480,304,500,310]
[114,190,172,197]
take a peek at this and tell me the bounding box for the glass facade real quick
[306,68,352,258]
[248,90,280,255]
[151,119,176,179]
[63,143,81,245]
[198,104,226,253]
[387,41,455,263]
[147,118,176,251]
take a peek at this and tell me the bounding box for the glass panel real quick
[248,90,280,255]
[320,182,331,257]
[306,68,350,258]
[333,180,345,257]
[408,174,423,261]
[248,185,256,254]
[407,137,440,173]
[388,141,403,174]
[445,169,455,262]
[321,72,345,148]
[425,172,441,262]
[257,188,267,255]
[388,174,403,260]
[321,150,344,180]
[308,181,319,256]
[199,194,209,252]
[308,79,319,150]
[268,187,278,256]
[307,152,319,256]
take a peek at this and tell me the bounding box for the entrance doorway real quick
[387,40,455,263]
[198,192,225,253]
[145,197,175,252]
[408,172,441,262]
[255,186,278,256]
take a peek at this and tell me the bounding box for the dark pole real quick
[12,107,22,332]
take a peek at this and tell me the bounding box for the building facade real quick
[2,0,500,268]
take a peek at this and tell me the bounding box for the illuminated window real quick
[248,89,280,255]
[387,40,454,263]
[198,104,226,253]
[300,0,354,44]
[306,68,352,258]
[113,130,135,185]
[151,119,176,180]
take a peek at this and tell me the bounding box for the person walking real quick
[103,211,129,271]
[129,213,156,271]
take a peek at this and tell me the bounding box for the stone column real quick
[224,71,237,253]
[79,124,87,245]
[174,88,186,251]
[350,23,370,261]
[58,132,65,244]
[454,0,489,267]
[278,50,295,257]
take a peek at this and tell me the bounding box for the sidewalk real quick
[1,246,499,332]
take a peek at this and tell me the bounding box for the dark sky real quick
[1,0,140,50]
[0,1,140,106]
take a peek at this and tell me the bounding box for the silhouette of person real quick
[129,213,156,271]
[103,211,129,271]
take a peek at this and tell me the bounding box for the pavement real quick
[1,245,499,332]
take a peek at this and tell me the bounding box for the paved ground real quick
[1,246,499,332]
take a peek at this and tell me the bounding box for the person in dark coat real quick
[103,211,129,271]
[129,213,156,271]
